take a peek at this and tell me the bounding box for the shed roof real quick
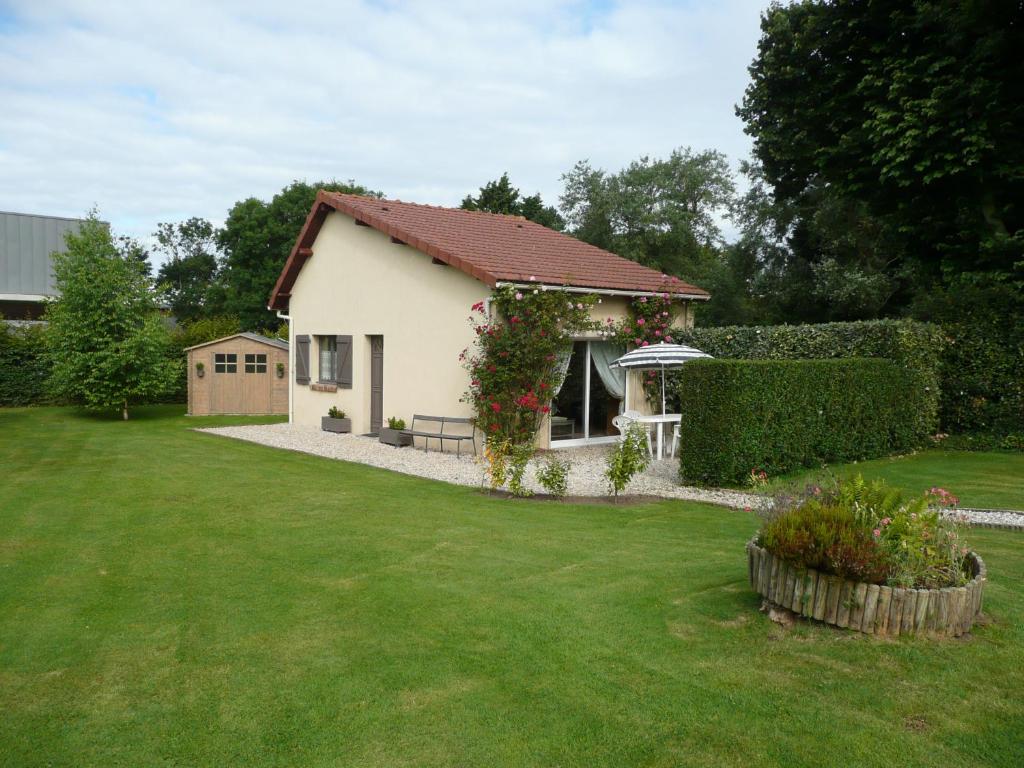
[184,332,289,352]
[268,192,710,311]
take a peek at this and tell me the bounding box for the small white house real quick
[268,192,709,448]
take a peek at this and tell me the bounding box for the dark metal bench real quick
[401,415,477,457]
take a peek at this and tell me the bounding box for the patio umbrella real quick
[610,342,712,414]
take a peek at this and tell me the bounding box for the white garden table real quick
[633,413,681,460]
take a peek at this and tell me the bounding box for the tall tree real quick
[559,147,735,286]
[154,217,222,322]
[218,179,381,329]
[737,0,1024,285]
[461,172,564,230]
[46,214,179,420]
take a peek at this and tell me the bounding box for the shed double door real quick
[369,336,384,435]
[210,356,272,414]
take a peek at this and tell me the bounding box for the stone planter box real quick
[321,416,351,434]
[379,427,412,447]
[746,539,986,637]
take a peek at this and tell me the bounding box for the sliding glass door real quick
[550,340,625,446]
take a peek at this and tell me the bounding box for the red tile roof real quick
[268,192,709,310]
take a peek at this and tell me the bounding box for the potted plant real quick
[276,362,285,378]
[195,361,205,378]
[379,416,412,447]
[321,406,351,434]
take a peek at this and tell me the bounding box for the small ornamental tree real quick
[45,215,180,420]
[462,285,598,483]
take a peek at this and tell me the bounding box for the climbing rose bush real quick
[462,284,598,450]
[610,279,689,406]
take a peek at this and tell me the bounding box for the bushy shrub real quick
[912,279,1024,435]
[677,358,933,486]
[674,319,943,421]
[0,322,53,406]
[386,416,406,430]
[327,406,346,419]
[506,443,535,498]
[606,422,651,500]
[759,477,970,589]
[536,454,571,499]
[760,502,890,584]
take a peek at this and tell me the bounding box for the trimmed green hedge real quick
[675,318,942,410]
[0,323,53,406]
[676,358,934,486]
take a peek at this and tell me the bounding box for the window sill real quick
[311,382,338,393]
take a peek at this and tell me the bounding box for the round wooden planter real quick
[746,539,986,637]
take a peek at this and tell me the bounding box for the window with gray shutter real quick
[318,336,337,383]
[295,335,310,384]
[336,335,353,388]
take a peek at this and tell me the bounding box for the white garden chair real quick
[612,414,654,458]
[669,423,681,459]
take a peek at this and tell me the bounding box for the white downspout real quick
[276,310,292,423]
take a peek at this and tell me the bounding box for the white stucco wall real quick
[288,212,490,435]
[285,210,701,448]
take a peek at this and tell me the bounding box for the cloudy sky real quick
[0,0,769,261]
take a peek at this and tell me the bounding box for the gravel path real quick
[199,423,767,510]
[944,508,1024,530]
[198,424,1024,528]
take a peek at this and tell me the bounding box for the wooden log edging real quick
[745,539,986,637]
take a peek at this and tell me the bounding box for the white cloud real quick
[0,0,768,260]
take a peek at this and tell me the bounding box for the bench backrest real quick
[410,414,475,434]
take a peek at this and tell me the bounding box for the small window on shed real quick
[214,353,237,373]
[245,353,268,373]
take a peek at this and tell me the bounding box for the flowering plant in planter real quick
[759,476,971,589]
[462,284,597,488]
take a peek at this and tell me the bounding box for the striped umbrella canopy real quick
[610,343,712,414]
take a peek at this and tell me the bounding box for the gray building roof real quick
[0,211,94,298]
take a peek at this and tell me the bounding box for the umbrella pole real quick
[661,366,666,415]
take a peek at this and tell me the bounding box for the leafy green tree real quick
[154,217,222,322]
[45,215,179,420]
[731,161,910,323]
[559,147,735,295]
[738,0,1024,283]
[461,172,564,230]
[218,179,381,329]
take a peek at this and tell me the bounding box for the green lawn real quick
[762,450,1024,510]
[1,406,1022,767]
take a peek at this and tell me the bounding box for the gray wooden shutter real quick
[336,335,353,388]
[295,335,310,384]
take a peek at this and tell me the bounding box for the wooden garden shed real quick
[186,333,289,416]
